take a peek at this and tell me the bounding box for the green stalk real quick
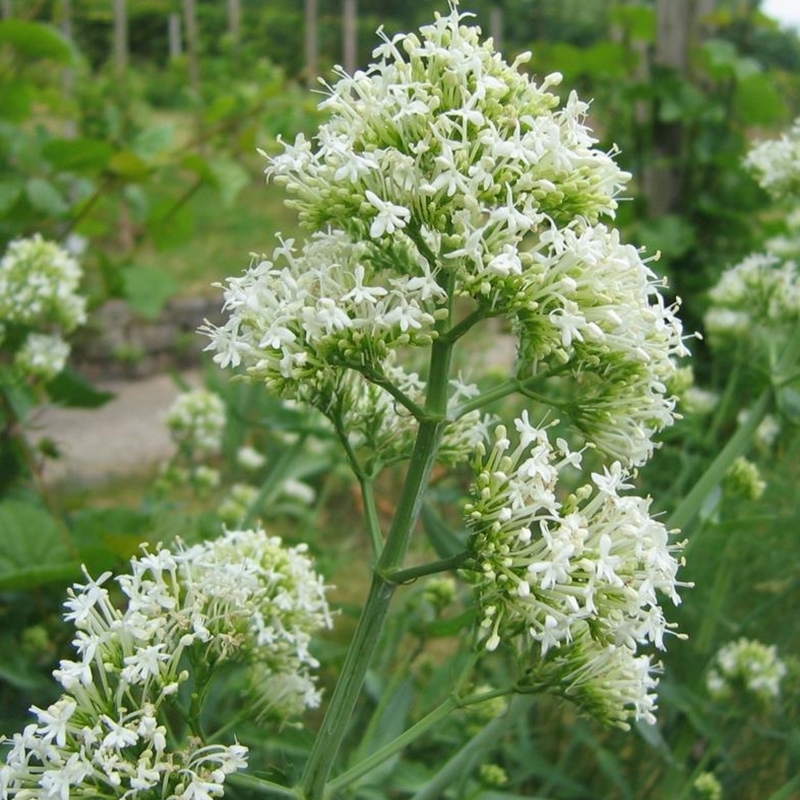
[229,772,300,799]
[667,387,771,533]
[299,337,454,799]
[360,477,385,558]
[382,550,470,585]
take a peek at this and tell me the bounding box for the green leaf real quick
[42,137,114,174]
[132,124,176,159]
[609,5,656,42]
[70,507,152,574]
[0,80,32,121]
[108,150,151,181]
[0,180,22,215]
[0,500,78,590]
[206,158,252,208]
[46,368,114,409]
[147,198,195,250]
[0,20,75,64]
[422,502,467,559]
[25,177,68,216]
[122,264,178,318]
[736,72,786,126]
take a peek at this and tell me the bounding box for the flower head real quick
[464,418,685,727]
[166,389,227,454]
[706,637,786,704]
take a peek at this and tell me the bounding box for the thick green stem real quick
[382,550,470,585]
[299,336,454,799]
[360,477,384,558]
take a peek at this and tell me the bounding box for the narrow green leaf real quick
[421,502,467,559]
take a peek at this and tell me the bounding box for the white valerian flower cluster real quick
[706,637,787,704]
[166,388,227,454]
[204,4,686,467]
[0,528,331,800]
[744,118,800,200]
[0,234,87,381]
[464,415,685,727]
[704,253,800,344]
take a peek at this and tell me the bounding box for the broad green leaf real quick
[132,124,176,159]
[736,72,786,126]
[70,507,153,573]
[0,20,75,64]
[0,180,22,214]
[122,264,178,318]
[422,501,467,559]
[46,367,114,409]
[147,198,195,250]
[25,177,68,216]
[108,150,150,181]
[206,158,252,208]
[609,5,656,42]
[0,500,78,590]
[42,137,114,174]
[0,81,32,121]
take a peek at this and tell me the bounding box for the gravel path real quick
[30,371,202,486]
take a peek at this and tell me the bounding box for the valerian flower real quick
[0,528,331,800]
[744,118,800,200]
[166,388,227,454]
[204,3,687,467]
[706,637,787,705]
[464,417,685,727]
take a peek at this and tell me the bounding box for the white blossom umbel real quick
[464,416,685,727]
[744,118,800,200]
[0,529,331,800]
[204,4,686,466]
[0,234,87,382]
[166,388,227,454]
[706,637,787,704]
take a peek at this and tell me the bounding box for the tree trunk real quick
[343,0,357,75]
[0,0,12,19]
[305,0,319,88]
[112,0,128,75]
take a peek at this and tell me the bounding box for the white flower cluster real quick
[704,253,800,343]
[166,389,227,454]
[0,235,87,381]
[706,637,787,704]
[744,118,800,200]
[204,4,686,467]
[464,415,685,727]
[0,528,331,800]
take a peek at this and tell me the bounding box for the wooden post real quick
[113,0,128,75]
[182,0,200,96]
[343,0,356,74]
[168,12,182,60]
[305,0,318,88]
[61,0,77,138]
[228,0,241,55]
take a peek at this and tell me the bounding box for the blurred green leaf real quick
[422,502,467,559]
[108,150,151,181]
[0,180,22,214]
[122,264,179,318]
[46,368,114,409]
[147,198,195,250]
[0,20,75,64]
[0,81,32,121]
[0,500,78,590]
[42,137,114,174]
[70,507,153,573]
[609,5,656,42]
[735,72,786,126]
[132,124,176,159]
[206,158,252,208]
[25,177,68,216]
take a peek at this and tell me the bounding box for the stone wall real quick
[73,296,225,380]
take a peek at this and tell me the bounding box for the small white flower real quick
[365,190,411,238]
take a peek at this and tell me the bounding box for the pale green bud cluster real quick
[723,456,766,501]
[706,637,787,704]
[693,772,723,800]
[0,235,87,382]
[0,528,331,800]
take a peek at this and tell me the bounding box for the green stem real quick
[326,696,459,797]
[242,434,307,528]
[439,307,487,345]
[228,772,300,799]
[354,363,427,419]
[382,550,470,585]
[452,370,558,418]
[667,387,771,533]
[361,478,384,558]
[299,339,454,799]
[409,703,516,800]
